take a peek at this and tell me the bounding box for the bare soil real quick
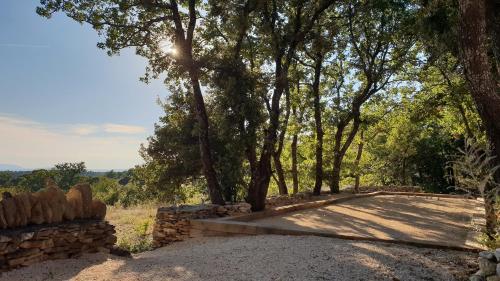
[254,195,481,247]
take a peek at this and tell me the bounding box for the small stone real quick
[479,257,497,276]
[97,246,110,254]
[470,271,485,281]
[20,232,34,241]
[494,249,500,262]
[0,236,11,243]
[480,251,496,261]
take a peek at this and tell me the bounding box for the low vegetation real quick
[106,205,156,253]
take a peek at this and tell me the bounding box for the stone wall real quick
[0,181,106,230]
[153,203,251,247]
[0,220,116,272]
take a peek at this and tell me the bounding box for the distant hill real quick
[0,164,29,171]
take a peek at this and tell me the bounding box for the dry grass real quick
[106,204,157,253]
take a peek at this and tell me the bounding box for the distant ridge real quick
[0,164,29,171]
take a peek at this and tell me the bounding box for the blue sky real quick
[0,1,167,170]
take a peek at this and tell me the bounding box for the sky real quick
[0,1,167,170]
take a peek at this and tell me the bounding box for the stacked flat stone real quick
[265,193,313,208]
[343,185,424,193]
[0,220,116,272]
[0,182,107,230]
[153,202,252,248]
[470,250,500,281]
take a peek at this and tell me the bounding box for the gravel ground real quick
[0,235,477,281]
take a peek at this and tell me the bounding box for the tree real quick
[54,162,87,190]
[37,0,225,204]
[327,0,415,193]
[457,0,500,236]
[245,0,337,211]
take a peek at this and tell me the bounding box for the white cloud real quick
[70,124,99,136]
[103,123,146,134]
[0,115,148,169]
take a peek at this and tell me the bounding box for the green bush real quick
[117,219,154,253]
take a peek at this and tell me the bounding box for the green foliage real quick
[92,177,121,205]
[447,138,500,196]
[477,232,500,250]
[53,162,87,190]
[34,0,492,209]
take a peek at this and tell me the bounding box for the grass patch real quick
[106,204,157,253]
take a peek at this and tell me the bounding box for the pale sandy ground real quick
[0,235,476,281]
[255,195,481,247]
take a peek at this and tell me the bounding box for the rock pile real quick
[153,202,251,247]
[470,250,500,281]
[0,220,116,272]
[0,182,107,229]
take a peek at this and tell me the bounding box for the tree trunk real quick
[401,157,407,186]
[189,73,225,205]
[273,153,288,195]
[273,83,291,195]
[312,55,324,196]
[247,54,286,211]
[330,115,361,194]
[291,133,299,194]
[458,0,500,237]
[353,130,364,193]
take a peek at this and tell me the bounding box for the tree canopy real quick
[36,0,500,233]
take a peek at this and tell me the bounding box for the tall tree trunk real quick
[291,133,299,194]
[330,114,361,194]
[353,130,364,193]
[330,124,345,194]
[312,55,324,196]
[458,0,500,237]
[401,157,407,186]
[274,84,291,195]
[273,154,288,195]
[189,73,225,205]
[247,54,287,211]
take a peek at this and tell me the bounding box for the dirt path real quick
[0,235,476,281]
[254,195,481,247]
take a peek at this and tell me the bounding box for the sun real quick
[160,40,177,56]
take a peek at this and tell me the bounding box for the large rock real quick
[29,195,44,225]
[73,183,92,218]
[90,200,106,220]
[63,199,75,221]
[66,187,84,219]
[45,184,66,223]
[13,195,28,227]
[15,193,32,222]
[2,192,19,228]
[33,190,53,224]
[0,201,7,229]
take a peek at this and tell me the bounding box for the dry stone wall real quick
[0,220,116,272]
[0,181,113,272]
[153,203,251,247]
[0,181,107,229]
